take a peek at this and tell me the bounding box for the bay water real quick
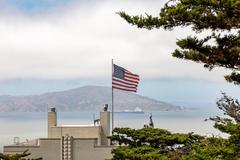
[0,109,226,152]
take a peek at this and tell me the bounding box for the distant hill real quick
[0,86,182,112]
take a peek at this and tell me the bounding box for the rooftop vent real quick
[50,107,56,112]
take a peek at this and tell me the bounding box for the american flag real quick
[112,64,140,92]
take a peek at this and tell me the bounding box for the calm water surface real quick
[0,110,225,152]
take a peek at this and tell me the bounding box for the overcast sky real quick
[0,0,239,109]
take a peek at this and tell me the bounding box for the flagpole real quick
[111,59,114,134]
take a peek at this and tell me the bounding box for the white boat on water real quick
[117,107,144,114]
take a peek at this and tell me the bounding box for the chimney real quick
[100,104,110,145]
[48,107,57,138]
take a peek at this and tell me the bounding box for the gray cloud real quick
[0,0,230,81]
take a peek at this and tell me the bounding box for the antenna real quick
[14,137,20,145]
[149,113,154,128]
[93,114,95,126]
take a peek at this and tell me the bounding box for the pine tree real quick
[118,0,240,85]
[110,127,204,160]
[0,150,42,160]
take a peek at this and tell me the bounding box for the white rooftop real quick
[59,124,98,127]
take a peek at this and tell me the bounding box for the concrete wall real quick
[100,112,110,145]
[48,110,111,146]
[48,111,57,138]
[73,139,112,160]
[4,138,113,160]
[4,110,112,159]
[4,139,61,160]
[49,126,101,141]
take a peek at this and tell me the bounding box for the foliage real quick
[0,150,42,160]
[117,0,240,85]
[209,93,240,159]
[110,127,240,160]
[110,128,205,160]
[189,94,240,160]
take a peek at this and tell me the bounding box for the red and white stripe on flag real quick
[112,64,140,92]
